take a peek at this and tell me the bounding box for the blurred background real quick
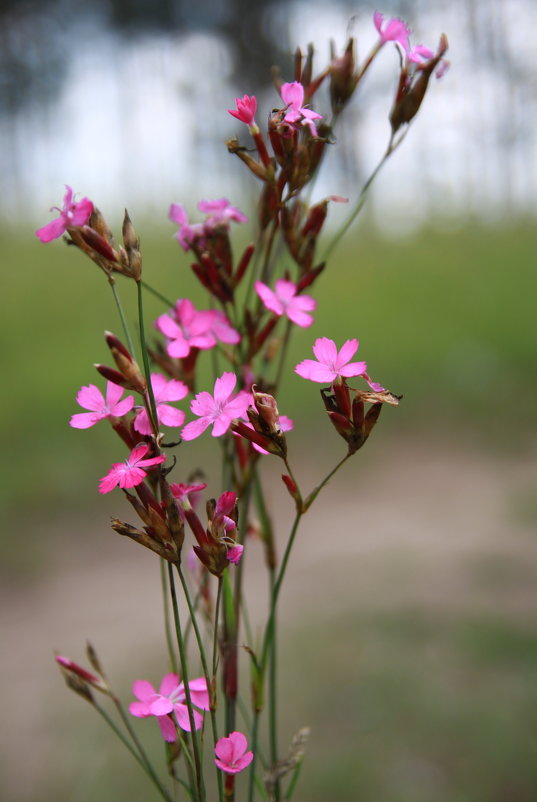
[2,0,537,800]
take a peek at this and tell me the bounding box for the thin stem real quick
[322,135,401,263]
[213,577,223,678]
[247,710,261,802]
[268,567,279,801]
[109,277,136,357]
[273,319,292,393]
[95,703,174,802]
[305,452,351,510]
[137,280,160,434]
[141,279,175,308]
[167,564,205,802]
[161,559,178,674]
[177,565,225,802]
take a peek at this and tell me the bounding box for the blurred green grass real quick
[1,222,535,567]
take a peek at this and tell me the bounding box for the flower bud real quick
[105,331,147,394]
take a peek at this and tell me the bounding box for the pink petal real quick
[188,678,210,710]
[160,673,180,696]
[211,413,233,437]
[76,384,106,412]
[295,359,335,383]
[234,751,254,772]
[286,306,314,328]
[70,411,103,429]
[157,715,178,742]
[312,337,338,365]
[132,680,157,702]
[156,314,182,340]
[215,737,235,765]
[336,339,359,366]
[111,396,135,417]
[35,216,67,243]
[157,405,185,428]
[181,417,211,441]
[169,203,188,225]
[70,198,93,226]
[157,377,188,403]
[227,545,243,565]
[339,360,367,378]
[167,337,191,359]
[149,696,174,716]
[136,455,167,469]
[229,731,248,759]
[190,391,218,417]
[98,466,123,494]
[281,81,304,108]
[133,409,152,435]
[255,281,283,316]
[174,704,203,732]
[129,701,152,717]
[213,372,236,404]
[129,444,150,463]
[118,466,147,489]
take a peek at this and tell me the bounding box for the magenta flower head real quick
[129,673,210,741]
[98,444,166,494]
[228,95,258,129]
[181,372,251,441]
[133,373,188,435]
[373,11,411,49]
[255,279,316,327]
[169,203,205,251]
[36,185,94,243]
[280,81,323,136]
[214,731,254,774]
[198,198,248,228]
[70,381,134,429]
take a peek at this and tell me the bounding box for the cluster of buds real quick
[321,381,401,455]
[232,387,287,459]
[112,474,185,564]
[390,34,449,133]
[169,200,255,304]
[177,490,242,577]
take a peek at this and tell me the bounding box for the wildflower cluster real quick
[44,12,447,802]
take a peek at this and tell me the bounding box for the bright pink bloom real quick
[133,373,188,435]
[169,203,205,251]
[70,381,134,429]
[407,44,435,63]
[198,198,248,227]
[255,279,316,327]
[182,372,251,440]
[98,444,166,494]
[280,81,323,136]
[169,481,207,521]
[214,731,254,774]
[373,12,411,49]
[156,299,219,358]
[296,338,385,390]
[36,185,94,243]
[295,337,368,383]
[129,673,210,741]
[228,95,257,126]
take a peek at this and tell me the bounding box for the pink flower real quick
[280,81,323,136]
[156,299,219,358]
[255,279,316,327]
[198,198,248,227]
[129,673,210,741]
[407,44,435,63]
[373,11,411,49]
[70,381,134,429]
[98,444,166,494]
[228,94,257,127]
[36,185,94,243]
[206,309,241,346]
[226,545,244,565]
[295,337,367,383]
[133,373,188,435]
[170,481,207,520]
[214,731,254,774]
[169,203,205,251]
[181,372,251,441]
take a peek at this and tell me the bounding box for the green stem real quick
[109,277,136,357]
[273,319,292,393]
[177,565,225,802]
[247,710,261,802]
[137,280,160,434]
[95,703,174,802]
[304,453,351,511]
[268,567,279,801]
[322,135,398,263]
[161,559,178,674]
[167,564,205,802]
[141,279,175,308]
